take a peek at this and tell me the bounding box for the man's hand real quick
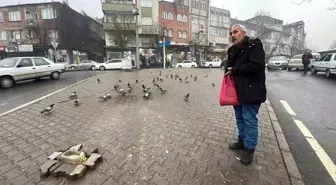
[224,68,232,76]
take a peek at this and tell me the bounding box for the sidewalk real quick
[0,69,303,185]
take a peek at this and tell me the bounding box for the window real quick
[42,8,56,19]
[168,29,173,37]
[177,14,183,22]
[162,11,167,19]
[167,12,174,20]
[178,31,182,38]
[191,17,198,24]
[141,17,153,25]
[11,31,21,40]
[199,19,205,27]
[192,0,197,8]
[324,55,332,62]
[0,58,19,68]
[34,58,50,66]
[0,12,4,23]
[182,31,187,38]
[334,55,336,61]
[17,58,33,67]
[163,29,168,37]
[141,0,152,7]
[183,60,192,63]
[183,0,188,6]
[0,31,7,40]
[219,14,223,22]
[111,60,122,63]
[223,16,229,23]
[183,15,187,22]
[9,11,21,22]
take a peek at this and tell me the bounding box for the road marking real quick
[280,100,336,183]
[294,119,336,183]
[280,100,297,116]
[0,75,100,117]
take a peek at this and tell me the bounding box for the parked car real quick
[201,58,222,68]
[288,53,321,71]
[0,57,65,89]
[267,56,288,70]
[68,60,98,70]
[95,58,133,70]
[173,60,198,68]
[310,53,336,78]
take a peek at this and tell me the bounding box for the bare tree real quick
[330,40,336,49]
[292,0,336,10]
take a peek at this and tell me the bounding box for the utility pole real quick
[133,0,140,70]
[163,36,166,68]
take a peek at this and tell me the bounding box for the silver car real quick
[267,56,288,70]
[68,60,98,70]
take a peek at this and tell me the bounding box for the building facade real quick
[0,2,104,62]
[102,0,159,61]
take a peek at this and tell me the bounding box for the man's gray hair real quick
[231,24,247,32]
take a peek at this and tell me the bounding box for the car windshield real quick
[269,56,287,61]
[0,58,19,68]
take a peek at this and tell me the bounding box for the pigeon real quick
[128,87,132,93]
[118,89,126,96]
[166,75,168,78]
[171,74,173,79]
[156,77,160,81]
[159,87,167,94]
[185,80,189,84]
[114,84,120,90]
[106,94,112,99]
[190,74,193,78]
[160,78,163,82]
[143,91,152,99]
[97,78,100,83]
[69,91,77,99]
[74,99,80,106]
[118,79,122,83]
[155,83,161,89]
[185,76,188,80]
[152,78,156,83]
[127,83,131,88]
[194,76,197,81]
[41,104,54,114]
[136,80,139,83]
[204,75,208,78]
[99,95,108,101]
[184,93,189,102]
[159,71,162,76]
[142,85,150,93]
[212,83,216,87]
[179,78,182,82]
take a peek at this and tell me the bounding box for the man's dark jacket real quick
[225,36,267,104]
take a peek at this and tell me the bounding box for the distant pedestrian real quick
[302,50,313,75]
[224,24,267,165]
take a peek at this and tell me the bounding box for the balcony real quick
[25,19,39,27]
[103,22,136,31]
[102,0,134,12]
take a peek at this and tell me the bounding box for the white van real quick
[95,58,133,70]
[288,53,321,71]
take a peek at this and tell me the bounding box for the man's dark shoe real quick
[240,148,255,165]
[229,137,244,150]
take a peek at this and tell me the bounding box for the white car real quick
[174,60,198,68]
[288,53,321,71]
[0,57,65,89]
[267,56,288,70]
[95,58,133,70]
[310,53,336,78]
[68,60,98,70]
[201,59,222,68]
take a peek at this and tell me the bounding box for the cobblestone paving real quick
[0,69,290,185]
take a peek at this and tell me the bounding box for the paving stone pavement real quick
[0,69,292,185]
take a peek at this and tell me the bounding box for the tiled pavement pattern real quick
[0,69,290,185]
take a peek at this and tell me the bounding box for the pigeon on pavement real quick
[171,74,173,79]
[107,94,112,99]
[143,91,152,99]
[190,74,193,77]
[136,80,139,83]
[128,87,132,93]
[179,78,182,82]
[118,79,122,83]
[74,99,80,106]
[142,85,150,93]
[41,104,54,114]
[160,78,163,82]
[212,83,216,87]
[184,93,189,102]
[99,95,108,101]
[69,91,77,99]
[97,78,100,83]
[118,89,126,96]
[159,87,167,94]
[114,84,120,90]
[127,83,131,88]
[194,76,197,81]
[152,78,156,83]
[185,80,189,84]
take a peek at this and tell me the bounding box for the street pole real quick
[54,47,57,63]
[163,36,166,68]
[135,12,140,70]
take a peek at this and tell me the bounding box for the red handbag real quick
[219,75,240,106]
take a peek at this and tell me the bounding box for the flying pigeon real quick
[74,99,80,106]
[97,78,100,83]
[118,89,126,96]
[212,83,216,87]
[143,91,152,99]
[41,104,54,114]
[159,87,167,94]
[179,78,182,82]
[184,93,189,102]
[69,91,77,99]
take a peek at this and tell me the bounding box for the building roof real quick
[210,6,230,14]
[245,15,283,23]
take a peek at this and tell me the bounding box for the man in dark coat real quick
[224,24,267,165]
[302,50,313,75]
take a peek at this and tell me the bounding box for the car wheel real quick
[50,71,60,80]
[310,66,317,75]
[178,65,182,68]
[287,68,291,71]
[191,65,195,68]
[209,64,213,68]
[70,66,76,69]
[326,69,332,78]
[90,66,96,70]
[99,66,106,71]
[0,76,14,89]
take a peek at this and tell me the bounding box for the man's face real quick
[230,26,246,45]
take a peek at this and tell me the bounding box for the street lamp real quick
[132,8,140,70]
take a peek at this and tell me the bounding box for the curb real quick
[0,74,103,118]
[265,99,305,185]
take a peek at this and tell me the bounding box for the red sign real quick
[0,46,5,52]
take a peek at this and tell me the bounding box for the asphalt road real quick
[266,69,336,185]
[0,70,105,114]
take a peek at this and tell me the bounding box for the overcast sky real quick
[2,0,336,50]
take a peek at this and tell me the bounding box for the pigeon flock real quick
[41,71,213,114]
